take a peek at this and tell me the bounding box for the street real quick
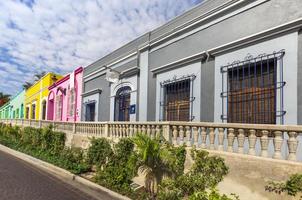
[0,150,115,200]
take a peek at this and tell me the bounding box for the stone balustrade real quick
[0,119,301,162]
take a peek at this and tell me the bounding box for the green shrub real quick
[87,138,112,167]
[95,138,136,195]
[266,173,302,199]
[158,149,230,200]
[59,147,90,174]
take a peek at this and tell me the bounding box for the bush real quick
[59,147,90,174]
[158,149,231,200]
[87,138,112,167]
[95,138,136,196]
[265,173,302,199]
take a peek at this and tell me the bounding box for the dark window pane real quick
[227,59,276,124]
[163,79,190,121]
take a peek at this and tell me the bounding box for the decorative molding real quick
[151,18,302,75]
[82,89,102,97]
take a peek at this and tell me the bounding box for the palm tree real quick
[22,71,47,90]
[131,134,173,198]
[0,92,11,107]
[34,71,46,81]
[22,81,33,90]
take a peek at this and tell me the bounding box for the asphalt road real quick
[0,150,114,200]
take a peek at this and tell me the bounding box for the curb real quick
[0,144,131,200]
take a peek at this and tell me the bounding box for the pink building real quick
[47,67,83,122]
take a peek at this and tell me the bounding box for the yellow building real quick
[24,73,62,120]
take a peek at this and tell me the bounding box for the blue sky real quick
[0,0,202,95]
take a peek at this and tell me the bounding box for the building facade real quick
[0,102,11,119]
[47,67,83,122]
[24,73,62,120]
[9,90,25,119]
[82,0,302,125]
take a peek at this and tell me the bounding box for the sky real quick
[0,0,202,96]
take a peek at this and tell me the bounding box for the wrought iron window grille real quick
[159,74,196,121]
[220,49,286,124]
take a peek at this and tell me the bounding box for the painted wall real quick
[24,73,62,120]
[9,90,25,119]
[47,67,83,122]
[0,102,11,119]
[81,0,302,124]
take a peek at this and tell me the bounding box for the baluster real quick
[142,125,146,134]
[248,129,256,156]
[115,125,119,138]
[209,128,215,150]
[129,124,134,137]
[151,125,156,139]
[133,125,138,137]
[218,128,224,151]
[155,125,161,138]
[118,125,122,138]
[122,125,126,137]
[237,129,245,154]
[200,127,206,149]
[179,126,184,145]
[260,130,269,157]
[185,126,191,146]
[193,127,198,147]
[273,131,283,159]
[147,125,151,137]
[172,126,178,145]
[227,128,235,152]
[137,125,142,134]
[287,132,298,161]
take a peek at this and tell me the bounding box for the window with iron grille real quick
[114,86,131,121]
[160,75,195,121]
[220,50,286,124]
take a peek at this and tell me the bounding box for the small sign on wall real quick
[130,104,136,114]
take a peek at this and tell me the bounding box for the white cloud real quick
[0,0,201,95]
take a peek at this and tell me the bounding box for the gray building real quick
[82,0,302,125]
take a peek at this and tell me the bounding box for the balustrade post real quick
[151,125,156,139]
[260,130,269,157]
[162,124,171,143]
[209,128,215,150]
[133,125,138,137]
[104,123,109,137]
[147,125,151,137]
[218,128,224,151]
[73,123,76,134]
[248,129,256,156]
[172,126,178,146]
[287,132,298,161]
[273,131,283,159]
[186,126,191,146]
[155,125,161,138]
[129,124,134,137]
[179,126,184,145]
[193,126,198,147]
[142,125,146,134]
[227,128,235,152]
[200,127,207,149]
[237,129,245,154]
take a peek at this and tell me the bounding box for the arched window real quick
[68,88,75,117]
[114,86,131,121]
[55,94,63,121]
[41,100,47,120]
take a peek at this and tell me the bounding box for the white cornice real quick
[151,18,302,74]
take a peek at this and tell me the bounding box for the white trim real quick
[151,17,302,74]
[39,97,48,120]
[110,75,138,121]
[84,52,137,80]
[150,0,268,51]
